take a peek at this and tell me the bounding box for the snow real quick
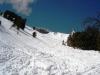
[0,16,100,75]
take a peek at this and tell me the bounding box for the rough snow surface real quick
[0,16,100,75]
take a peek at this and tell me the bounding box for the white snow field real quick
[0,16,100,75]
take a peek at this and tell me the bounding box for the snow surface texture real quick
[0,16,100,75]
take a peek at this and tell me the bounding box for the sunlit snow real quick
[0,16,100,75]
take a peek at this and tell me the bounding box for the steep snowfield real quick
[0,16,100,75]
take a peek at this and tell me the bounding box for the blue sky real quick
[1,0,100,33]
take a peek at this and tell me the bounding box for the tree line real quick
[67,14,100,51]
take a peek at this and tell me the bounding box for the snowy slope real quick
[0,16,100,75]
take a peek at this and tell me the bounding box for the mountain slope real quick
[0,16,100,75]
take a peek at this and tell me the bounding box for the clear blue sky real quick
[1,0,100,33]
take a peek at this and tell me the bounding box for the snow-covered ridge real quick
[0,16,100,75]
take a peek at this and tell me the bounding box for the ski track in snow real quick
[0,16,100,75]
